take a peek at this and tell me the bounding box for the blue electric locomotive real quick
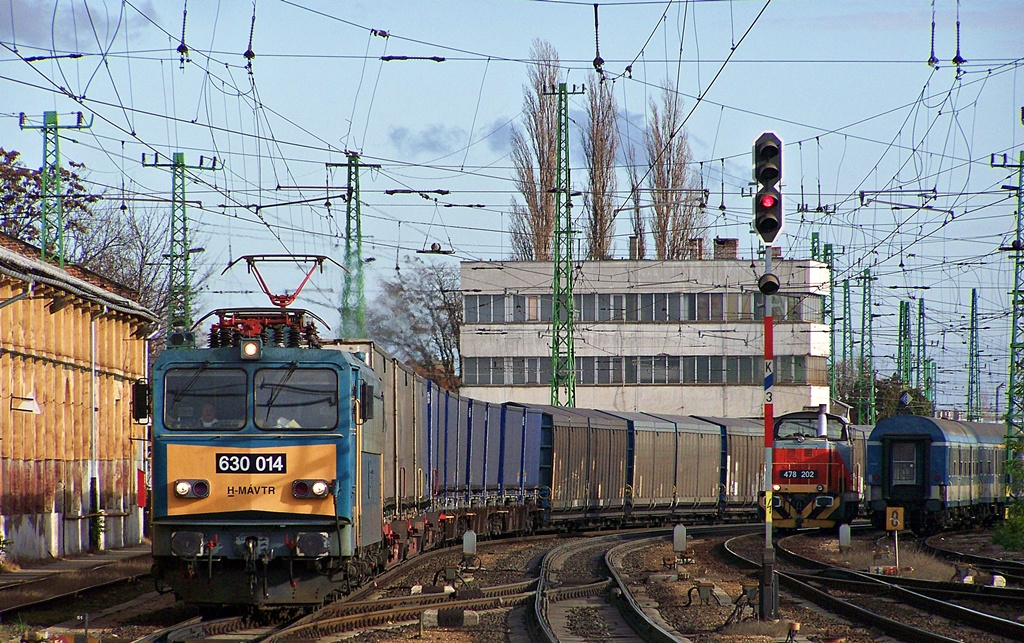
[150,306,392,607]
[865,415,1006,534]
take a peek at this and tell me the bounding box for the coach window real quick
[891,442,919,485]
[255,367,338,430]
[164,368,246,430]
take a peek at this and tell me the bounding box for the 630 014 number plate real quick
[216,453,287,474]
[780,470,817,479]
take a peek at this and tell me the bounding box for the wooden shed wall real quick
[0,276,149,519]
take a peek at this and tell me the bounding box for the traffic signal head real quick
[753,132,783,244]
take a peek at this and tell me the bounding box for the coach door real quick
[886,438,927,503]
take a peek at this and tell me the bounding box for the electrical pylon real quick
[549,82,583,407]
[19,111,92,267]
[968,288,981,420]
[859,269,876,424]
[143,152,219,339]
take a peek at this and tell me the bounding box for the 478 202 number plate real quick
[216,453,287,474]
[780,469,817,479]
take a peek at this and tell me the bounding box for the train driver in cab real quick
[201,403,222,428]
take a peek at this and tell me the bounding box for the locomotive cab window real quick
[164,368,247,430]
[775,416,845,440]
[255,367,338,430]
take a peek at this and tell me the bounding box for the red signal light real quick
[759,194,777,209]
[293,481,310,497]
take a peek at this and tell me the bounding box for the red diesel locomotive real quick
[769,408,867,529]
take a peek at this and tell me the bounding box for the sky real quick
[0,0,1022,412]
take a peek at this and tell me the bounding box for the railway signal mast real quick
[753,131,782,620]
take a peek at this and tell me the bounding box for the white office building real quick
[459,239,831,417]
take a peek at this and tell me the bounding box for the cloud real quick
[481,116,515,154]
[389,123,467,158]
[1,1,156,51]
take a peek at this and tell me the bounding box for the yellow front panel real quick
[166,443,337,516]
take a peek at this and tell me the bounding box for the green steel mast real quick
[1007,152,1024,460]
[916,298,926,390]
[823,242,836,394]
[19,111,91,267]
[859,269,876,424]
[842,278,853,380]
[143,152,219,339]
[968,288,981,420]
[343,152,366,338]
[550,82,580,407]
[898,300,912,383]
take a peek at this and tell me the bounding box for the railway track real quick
[724,532,1024,643]
[534,524,758,643]
[924,532,1024,585]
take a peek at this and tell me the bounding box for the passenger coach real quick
[866,415,1005,534]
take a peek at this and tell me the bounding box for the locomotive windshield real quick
[255,367,339,430]
[775,415,846,440]
[164,367,247,429]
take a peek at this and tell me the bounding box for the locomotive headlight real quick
[293,479,330,498]
[772,484,781,491]
[174,479,210,498]
[817,484,824,492]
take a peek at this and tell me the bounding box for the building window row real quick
[463,355,825,387]
[465,292,821,324]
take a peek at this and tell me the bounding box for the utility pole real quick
[329,152,379,339]
[143,152,219,341]
[968,288,981,421]
[19,111,92,267]
[992,141,1024,499]
[549,82,583,407]
[859,269,876,424]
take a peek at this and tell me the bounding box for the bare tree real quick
[645,83,705,260]
[365,256,462,387]
[624,144,646,260]
[67,203,171,316]
[509,40,559,261]
[582,74,618,260]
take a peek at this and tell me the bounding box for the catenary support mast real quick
[993,147,1024,498]
[968,288,981,420]
[143,152,219,337]
[19,111,92,267]
[550,83,583,406]
[859,269,876,424]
